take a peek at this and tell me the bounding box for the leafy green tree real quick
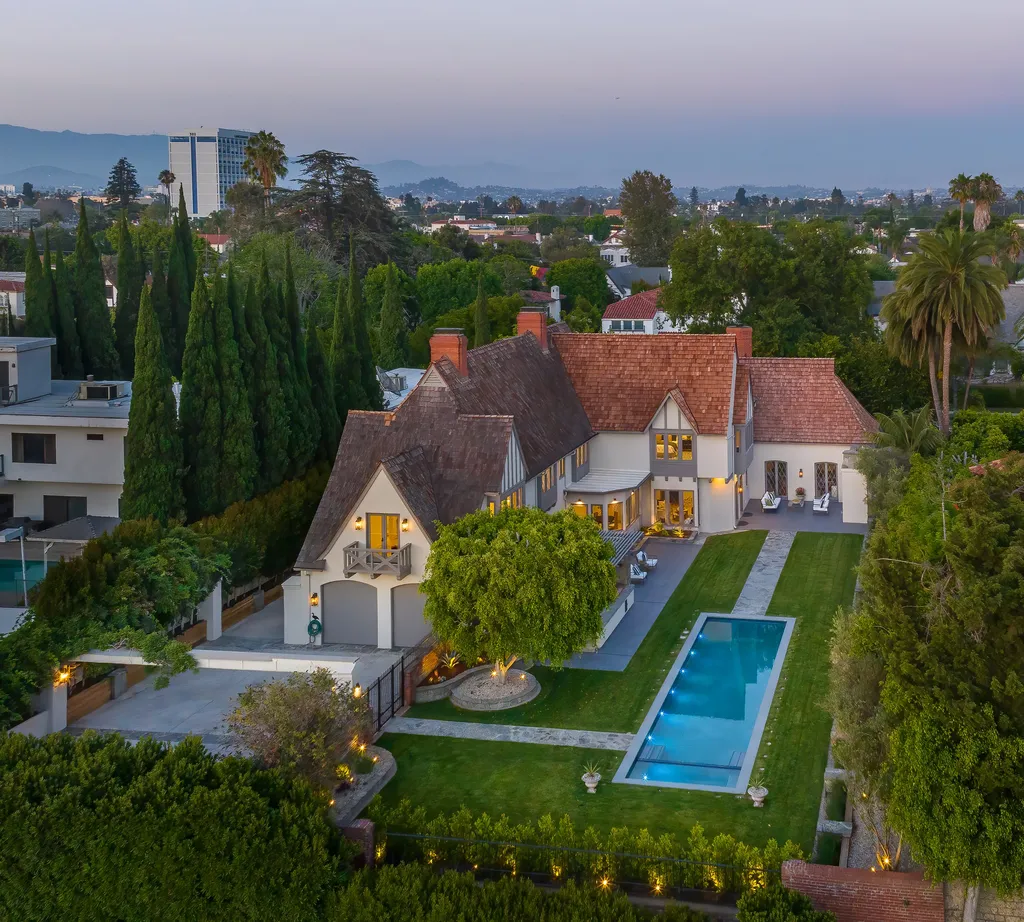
[486,253,532,295]
[104,157,141,209]
[243,130,289,212]
[113,212,144,376]
[872,406,943,455]
[72,199,121,378]
[566,295,602,332]
[22,228,49,337]
[121,284,185,522]
[52,241,83,378]
[364,260,416,325]
[179,280,222,520]
[472,267,490,347]
[734,187,748,207]
[212,276,258,508]
[546,258,608,310]
[736,885,835,921]
[306,317,341,461]
[583,214,612,242]
[344,239,383,410]
[415,258,501,323]
[245,273,291,492]
[0,732,348,922]
[376,262,407,368]
[422,508,617,683]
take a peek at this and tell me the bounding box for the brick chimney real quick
[429,327,468,376]
[727,325,753,359]
[516,308,549,352]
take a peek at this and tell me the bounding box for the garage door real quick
[321,580,378,645]
[393,584,429,647]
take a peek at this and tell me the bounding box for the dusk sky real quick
[6,0,1024,188]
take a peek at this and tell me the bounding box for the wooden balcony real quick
[343,542,412,579]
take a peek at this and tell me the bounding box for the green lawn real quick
[407,530,768,732]
[374,532,863,853]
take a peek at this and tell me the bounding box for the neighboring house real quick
[519,286,563,321]
[605,266,671,300]
[600,228,631,266]
[101,256,118,309]
[601,289,683,334]
[0,338,131,526]
[430,218,498,233]
[0,207,40,231]
[199,233,232,255]
[994,285,1024,350]
[0,279,26,319]
[378,366,426,410]
[284,314,876,651]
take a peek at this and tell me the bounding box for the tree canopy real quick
[104,157,141,210]
[619,170,678,266]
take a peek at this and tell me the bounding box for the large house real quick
[601,289,682,334]
[285,312,876,651]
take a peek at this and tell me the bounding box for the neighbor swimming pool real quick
[0,559,46,595]
[614,613,794,793]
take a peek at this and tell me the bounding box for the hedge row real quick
[976,385,1024,409]
[0,732,353,922]
[369,800,802,894]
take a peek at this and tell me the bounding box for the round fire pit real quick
[450,668,540,711]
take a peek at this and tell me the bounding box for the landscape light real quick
[353,683,362,698]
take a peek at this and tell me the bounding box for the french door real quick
[764,461,788,497]
[814,462,838,499]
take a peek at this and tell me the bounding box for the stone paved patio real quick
[741,499,868,534]
[385,716,634,750]
[731,531,796,616]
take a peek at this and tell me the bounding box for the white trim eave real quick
[0,415,128,429]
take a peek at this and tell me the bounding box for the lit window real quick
[680,435,693,461]
[366,513,400,550]
[558,457,565,479]
[607,501,623,531]
[591,504,603,528]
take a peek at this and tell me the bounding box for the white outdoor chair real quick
[812,492,831,515]
[636,549,659,569]
[629,563,648,583]
[761,491,781,512]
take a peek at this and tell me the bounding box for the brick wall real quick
[782,860,944,922]
[945,882,1024,922]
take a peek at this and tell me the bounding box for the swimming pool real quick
[0,559,46,595]
[614,613,794,793]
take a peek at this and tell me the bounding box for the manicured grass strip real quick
[377,531,863,854]
[406,530,768,733]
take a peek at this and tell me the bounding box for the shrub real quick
[736,884,836,921]
[227,667,372,791]
[369,800,801,894]
[975,385,1024,409]
[326,864,710,922]
[0,732,354,922]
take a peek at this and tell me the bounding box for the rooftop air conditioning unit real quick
[78,382,125,400]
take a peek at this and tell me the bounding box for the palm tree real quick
[971,173,1003,233]
[886,222,910,259]
[882,230,1006,434]
[158,169,175,225]
[873,406,943,455]
[242,130,288,212]
[1014,189,1024,215]
[506,195,523,217]
[948,173,973,232]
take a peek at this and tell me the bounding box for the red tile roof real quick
[552,332,738,433]
[0,280,25,293]
[519,289,558,303]
[199,233,231,245]
[742,357,878,444]
[602,289,660,320]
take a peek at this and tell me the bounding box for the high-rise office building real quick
[167,128,253,218]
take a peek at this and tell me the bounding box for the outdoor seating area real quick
[629,563,647,583]
[761,491,782,512]
[812,492,831,515]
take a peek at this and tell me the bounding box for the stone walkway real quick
[731,531,796,616]
[385,716,634,751]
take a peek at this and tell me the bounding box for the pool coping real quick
[611,611,796,794]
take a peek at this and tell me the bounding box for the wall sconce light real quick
[353,683,362,698]
[401,518,410,532]
[309,592,319,607]
[354,516,364,530]
[798,469,804,478]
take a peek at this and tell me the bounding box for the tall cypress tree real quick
[330,264,364,427]
[149,248,175,369]
[38,235,59,376]
[113,212,144,377]
[23,229,49,337]
[282,249,320,473]
[175,184,196,295]
[179,279,222,521]
[72,199,121,378]
[306,319,340,461]
[53,243,83,378]
[246,270,290,492]
[166,235,190,376]
[346,238,383,410]
[376,262,406,368]
[211,275,257,507]
[238,275,260,424]
[120,284,184,523]
[473,266,490,348]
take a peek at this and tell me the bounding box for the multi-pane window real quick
[575,443,588,467]
[655,489,695,525]
[591,504,603,528]
[607,501,623,531]
[558,457,566,479]
[624,490,637,525]
[540,464,556,492]
[366,513,401,550]
[12,433,56,464]
[611,320,621,331]
[501,488,524,510]
[655,432,693,461]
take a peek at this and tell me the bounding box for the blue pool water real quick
[0,559,46,594]
[625,616,787,789]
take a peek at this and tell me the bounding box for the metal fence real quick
[381,830,778,902]
[367,654,406,731]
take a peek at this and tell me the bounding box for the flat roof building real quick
[168,128,254,218]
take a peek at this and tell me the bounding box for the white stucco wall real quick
[749,442,854,502]
[698,477,738,533]
[588,431,649,470]
[840,463,868,524]
[9,482,122,519]
[696,435,730,478]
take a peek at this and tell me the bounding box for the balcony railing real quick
[0,385,17,406]
[343,542,412,579]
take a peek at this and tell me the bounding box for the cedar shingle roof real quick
[433,333,594,477]
[742,357,878,444]
[551,332,738,434]
[734,365,750,422]
[602,289,661,320]
[295,387,511,566]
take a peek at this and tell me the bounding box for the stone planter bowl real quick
[582,772,601,794]
[747,785,768,807]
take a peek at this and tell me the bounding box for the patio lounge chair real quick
[761,491,781,512]
[812,492,831,514]
[629,563,648,584]
[636,549,659,569]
